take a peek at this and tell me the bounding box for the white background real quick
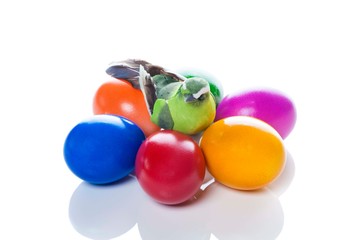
[1,0,360,239]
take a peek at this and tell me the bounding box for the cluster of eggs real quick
[64,66,296,205]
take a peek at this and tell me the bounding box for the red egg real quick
[135,130,206,205]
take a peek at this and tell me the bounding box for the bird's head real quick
[181,77,210,102]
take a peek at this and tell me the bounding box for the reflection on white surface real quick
[69,176,142,239]
[69,153,295,239]
[202,183,283,240]
[267,151,295,196]
[137,193,211,240]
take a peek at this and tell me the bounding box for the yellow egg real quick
[200,116,286,190]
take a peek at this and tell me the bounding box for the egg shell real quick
[200,116,286,190]
[93,79,160,137]
[215,88,296,139]
[135,130,206,205]
[63,114,145,184]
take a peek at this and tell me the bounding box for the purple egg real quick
[215,88,296,139]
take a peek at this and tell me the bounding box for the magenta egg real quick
[215,88,296,139]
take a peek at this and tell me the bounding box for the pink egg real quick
[215,88,296,139]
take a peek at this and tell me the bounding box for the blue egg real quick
[64,115,145,184]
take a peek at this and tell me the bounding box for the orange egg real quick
[93,79,160,136]
[200,116,286,190]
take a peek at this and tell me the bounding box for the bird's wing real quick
[105,59,186,113]
[151,99,174,130]
[138,65,157,114]
[157,82,182,100]
[105,59,145,88]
